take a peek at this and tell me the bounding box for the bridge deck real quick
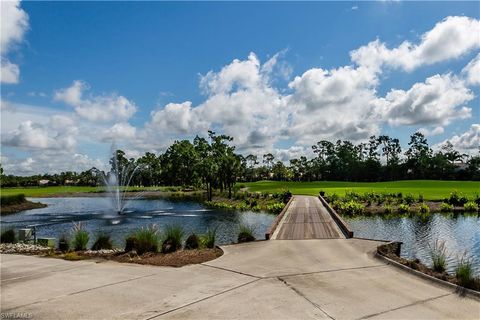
[273,195,344,240]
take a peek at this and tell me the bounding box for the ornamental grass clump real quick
[429,240,448,273]
[91,233,113,250]
[134,224,160,255]
[161,224,184,253]
[200,227,217,248]
[464,201,478,212]
[455,254,475,288]
[383,205,393,214]
[71,222,89,251]
[238,223,256,243]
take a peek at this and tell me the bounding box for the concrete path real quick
[273,196,343,240]
[1,239,479,319]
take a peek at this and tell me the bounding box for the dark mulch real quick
[106,248,223,267]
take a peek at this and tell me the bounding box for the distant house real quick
[64,179,76,185]
[38,179,50,186]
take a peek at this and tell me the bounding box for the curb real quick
[375,252,480,301]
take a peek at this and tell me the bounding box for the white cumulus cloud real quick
[0,0,29,84]
[462,53,480,86]
[54,80,137,122]
[351,16,480,72]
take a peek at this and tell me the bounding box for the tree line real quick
[1,131,479,192]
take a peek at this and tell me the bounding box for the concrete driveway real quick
[1,239,479,319]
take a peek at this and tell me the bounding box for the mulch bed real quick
[101,248,223,267]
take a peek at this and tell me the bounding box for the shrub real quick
[464,201,478,212]
[448,191,468,206]
[418,203,430,214]
[91,234,113,250]
[185,233,200,250]
[455,255,474,288]
[161,224,184,253]
[338,200,365,216]
[398,204,410,214]
[429,240,448,273]
[201,227,217,249]
[404,193,415,205]
[266,202,284,214]
[0,194,26,206]
[0,229,16,243]
[71,222,89,251]
[418,194,424,203]
[383,205,393,214]
[124,235,138,252]
[474,193,480,207]
[135,225,160,255]
[238,224,256,243]
[58,234,70,252]
[440,202,453,212]
[280,190,292,204]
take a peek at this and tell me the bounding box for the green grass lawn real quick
[242,180,480,200]
[0,186,175,197]
[1,180,478,200]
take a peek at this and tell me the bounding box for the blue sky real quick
[1,1,479,175]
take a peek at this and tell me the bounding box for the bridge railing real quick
[318,195,354,238]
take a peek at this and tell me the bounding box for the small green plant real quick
[266,202,284,214]
[58,234,70,252]
[71,222,89,251]
[383,205,393,214]
[338,200,365,215]
[161,224,184,253]
[134,224,160,255]
[91,234,113,250]
[200,227,217,248]
[0,229,16,243]
[418,203,430,214]
[429,240,448,273]
[455,254,474,288]
[404,193,415,205]
[238,223,256,243]
[398,204,410,214]
[418,194,424,203]
[448,191,468,206]
[185,233,200,250]
[464,201,478,212]
[440,202,454,212]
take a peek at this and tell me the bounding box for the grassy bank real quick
[0,186,184,197]
[1,194,47,215]
[242,180,479,201]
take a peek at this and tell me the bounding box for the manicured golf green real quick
[242,180,479,200]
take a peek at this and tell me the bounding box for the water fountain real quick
[99,148,143,215]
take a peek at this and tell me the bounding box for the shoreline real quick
[1,200,47,215]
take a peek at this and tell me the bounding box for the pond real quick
[344,213,480,275]
[0,197,276,246]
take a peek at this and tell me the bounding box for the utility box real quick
[37,238,55,248]
[18,228,33,242]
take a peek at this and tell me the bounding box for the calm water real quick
[344,213,480,275]
[0,197,275,246]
